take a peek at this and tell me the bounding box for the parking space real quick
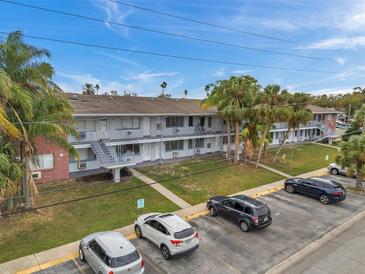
[34,187,365,274]
[322,173,359,187]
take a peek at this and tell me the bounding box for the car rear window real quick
[256,205,269,216]
[174,227,195,239]
[111,250,140,268]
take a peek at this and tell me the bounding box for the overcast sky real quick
[2,0,365,98]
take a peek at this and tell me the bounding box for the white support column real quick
[112,168,121,182]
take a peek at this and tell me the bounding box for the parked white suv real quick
[328,163,356,177]
[134,213,199,260]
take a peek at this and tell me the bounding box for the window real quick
[77,120,96,131]
[188,139,193,149]
[302,179,313,185]
[305,130,308,137]
[111,251,140,268]
[165,140,184,151]
[89,241,106,261]
[195,138,204,148]
[244,206,253,215]
[222,199,235,209]
[207,143,211,149]
[188,116,194,127]
[222,136,228,144]
[116,144,140,156]
[207,117,212,128]
[174,227,195,239]
[31,154,54,170]
[157,223,169,235]
[275,132,279,139]
[146,219,159,229]
[119,117,140,129]
[166,116,184,128]
[234,203,244,212]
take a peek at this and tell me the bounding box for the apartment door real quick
[200,116,205,127]
[150,143,156,161]
[143,143,150,161]
[99,119,108,139]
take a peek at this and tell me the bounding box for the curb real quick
[265,207,365,274]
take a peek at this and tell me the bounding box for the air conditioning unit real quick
[126,131,132,136]
[172,151,179,158]
[173,128,180,134]
[125,156,133,162]
[78,162,87,170]
[195,149,201,154]
[32,171,41,179]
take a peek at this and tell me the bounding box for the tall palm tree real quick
[0,31,78,208]
[184,89,188,98]
[82,83,95,95]
[272,93,313,162]
[255,85,290,168]
[160,81,167,95]
[336,135,365,191]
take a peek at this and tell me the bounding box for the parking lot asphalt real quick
[33,175,365,274]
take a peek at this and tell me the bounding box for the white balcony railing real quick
[68,130,97,143]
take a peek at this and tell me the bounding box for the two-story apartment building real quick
[32,93,340,183]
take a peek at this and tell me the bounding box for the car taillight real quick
[251,216,259,224]
[333,191,343,196]
[170,239,183,246]
[109,271,114,274]
[194,231,199,238]
[141,259,144,269]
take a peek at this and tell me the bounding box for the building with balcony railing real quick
[32,94,340,183]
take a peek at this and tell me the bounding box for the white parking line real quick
[72,259,84,274]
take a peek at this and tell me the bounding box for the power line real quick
[0,162,237,217]
[0,32,334,73]
[2,155,233,201]
[0,0,323,61]
[109,0,297,44]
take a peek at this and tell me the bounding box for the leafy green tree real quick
[82,83,95,95]
[0,31,78,208]
[255,85,290,168]
[336,135,365,191]
[342,122,361,141]
[160,81,167,95]
[355,104,365,133]
[273,93,313,162]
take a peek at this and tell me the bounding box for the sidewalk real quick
[130,169,191,209]
[0,167,328,274]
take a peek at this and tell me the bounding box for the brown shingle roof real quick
[66,93,216,116]
[66,94,340,116]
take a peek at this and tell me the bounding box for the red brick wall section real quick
[32,137,69,184]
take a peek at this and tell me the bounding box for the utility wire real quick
[0,32,334,73]
[0,162,237,217]
[109,0,297,44]
[0,0,323,60]
[2,155,233,201]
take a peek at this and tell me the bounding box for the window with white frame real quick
[195,138,204,148]
[165,116,184,128]
[31,154,54,170]
[115,144,140,156]
[77,120,96,131]
[165,140,184,151]
[118,117,140,129]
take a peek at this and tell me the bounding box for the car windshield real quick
[256,205,270,216]
[174,227,195,239]
[111,250,140,268]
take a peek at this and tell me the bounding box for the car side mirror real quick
[85,246,89,250]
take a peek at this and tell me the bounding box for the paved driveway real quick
[34,185,365,274]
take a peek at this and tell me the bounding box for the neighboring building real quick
[32,94,340,183]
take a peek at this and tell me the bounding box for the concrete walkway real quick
[0,167,328,274]
[313,142,341,150]
[255,162,292,178]
[130,168,191,209]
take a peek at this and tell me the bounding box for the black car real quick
[284,177,346,204]
[206,195,272,232]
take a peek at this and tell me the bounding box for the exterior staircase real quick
[91,140,116,167]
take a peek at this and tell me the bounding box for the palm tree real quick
[0,31,78,208]
[355,104,365,133]
[255,85,290,168]
[184,89,188,98]
[95,83,100,94]
[336,135,365,191]
[82,83,95,95]
[272,93,313,162]
[160,81,167,95]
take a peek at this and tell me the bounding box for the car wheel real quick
[239,220,250,232]
[285,185,295,193]
[319,194,330,205]
[209,206,217,217]
[331,168,339,175]
[79,248,85,262]
[160,245,171,260]
[135,225,143,239]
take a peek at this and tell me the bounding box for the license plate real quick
[185,239,192,245]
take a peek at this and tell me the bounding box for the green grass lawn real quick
[137,156,284,205]
[260,144,339,176]
[0,177,178,263]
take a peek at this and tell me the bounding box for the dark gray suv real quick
[207,195,272,232]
